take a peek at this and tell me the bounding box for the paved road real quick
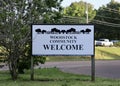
[38,60,120,79]
[1,60,120,79]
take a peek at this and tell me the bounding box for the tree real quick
[0,0,63,80]
[93,0,120,40]
[62,1,96,23]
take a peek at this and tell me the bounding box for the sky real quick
[61,0,120,9]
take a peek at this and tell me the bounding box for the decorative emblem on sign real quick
[35,28,91,34]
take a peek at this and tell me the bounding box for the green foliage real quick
[94,0,120,40]
[62,1,96,23]
[18,44,46,74]
[30,0,63,24]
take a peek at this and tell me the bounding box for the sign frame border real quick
[31,24,95,56]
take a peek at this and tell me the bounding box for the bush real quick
[18,44,46,74]
[114,42,120,47]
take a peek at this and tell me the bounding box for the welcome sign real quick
[31,24,94,56]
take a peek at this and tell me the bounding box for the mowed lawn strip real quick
[0,68,120,86]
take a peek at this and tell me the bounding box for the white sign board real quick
[31,24,94,56]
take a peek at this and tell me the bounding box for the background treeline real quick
[61,0,120,40]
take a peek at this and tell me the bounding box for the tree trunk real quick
[9,62,18,80]
[8,54,18,80]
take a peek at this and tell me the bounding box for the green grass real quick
[0,68,120,86]
[95,47,120,60]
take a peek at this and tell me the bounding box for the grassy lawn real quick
[0,68,120,86]
[95,47,120,60]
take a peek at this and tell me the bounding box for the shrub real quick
[114,42,120,47]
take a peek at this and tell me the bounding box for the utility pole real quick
[86,3,95,81]
[86,3,88,24]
